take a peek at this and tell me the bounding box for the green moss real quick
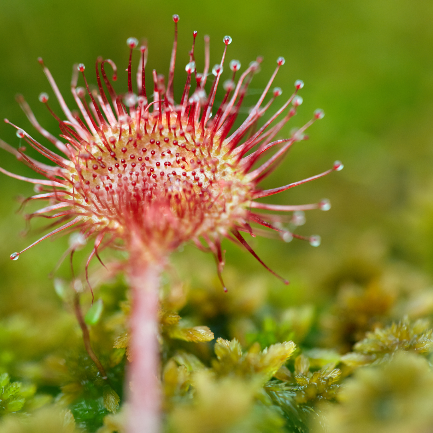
[0,406,78,433]
[342,317,433,367]
[314,353,433,433]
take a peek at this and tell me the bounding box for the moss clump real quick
[0,406,77,433]
[314,352,433,433]
[342,317,433,367]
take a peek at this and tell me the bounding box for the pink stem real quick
[126,253,162,433]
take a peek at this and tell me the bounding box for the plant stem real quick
[73,292,108,380]
[126,252,162,433]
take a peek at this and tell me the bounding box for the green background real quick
[0,0,432,316]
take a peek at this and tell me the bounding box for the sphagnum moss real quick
[314,352,433,433]
[341,317,433,367]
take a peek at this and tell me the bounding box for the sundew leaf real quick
[84,299,104,326]
[54,278,69,301]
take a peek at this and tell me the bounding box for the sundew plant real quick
[0,14,342,433]
[1,6,433,433]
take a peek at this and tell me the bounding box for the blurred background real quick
[0,0,432,360]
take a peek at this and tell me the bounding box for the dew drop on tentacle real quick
[76,87,86,98]
[273,87,282,97]
[223,35,232,45]
[212,64,223,76]
[314,109,325,119]
[229,60,241,71]
[292,211,306,226]
[319,199,331,211]
[309,235,321,247]
[126,37,139,49]
[292,96,303,107]
[69,232,87,250]
[295,79,304,90]
[16,129,25,138]
[282,231,293,243]
[291,128,305,142]
[277,56,285,66]
[333,160,344,171]
[10,252,20,261]
[185,62,196,74]
[223,80,235,91]
[124,93,138,107]
[38,93,49,103]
